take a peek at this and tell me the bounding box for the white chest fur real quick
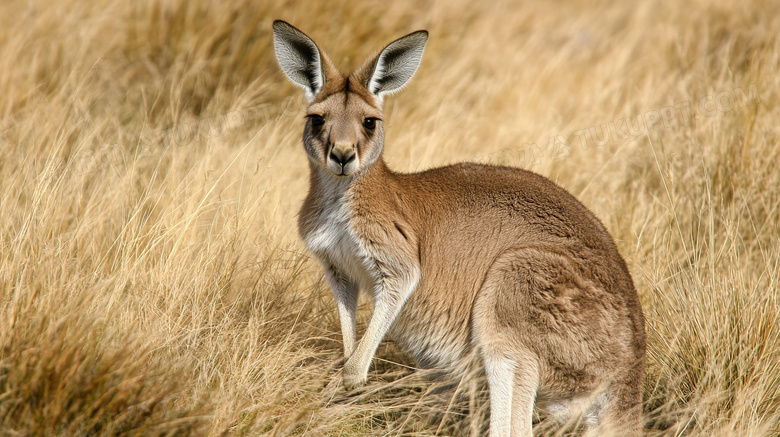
[303,184,377,294]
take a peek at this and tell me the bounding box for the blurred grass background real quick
[1,0,778,435]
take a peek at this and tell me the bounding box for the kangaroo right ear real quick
[273,20,325,101]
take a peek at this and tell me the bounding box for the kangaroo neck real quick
[307,158,392,203]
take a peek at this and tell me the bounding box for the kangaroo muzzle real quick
[328,143,358,176]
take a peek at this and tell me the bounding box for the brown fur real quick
[274,20,646,436]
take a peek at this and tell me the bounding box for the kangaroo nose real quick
[329,146,356,167]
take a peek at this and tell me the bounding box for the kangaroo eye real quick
[362,118,378,130]
[308,114,325,129]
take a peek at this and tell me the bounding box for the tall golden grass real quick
[1,0,778,435]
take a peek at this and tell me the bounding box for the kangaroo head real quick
[273,20,427,177]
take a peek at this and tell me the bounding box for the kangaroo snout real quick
[328,143,357,175]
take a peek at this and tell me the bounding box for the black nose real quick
[329,148,356,167]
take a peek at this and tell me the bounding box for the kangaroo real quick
[272,20,646,436]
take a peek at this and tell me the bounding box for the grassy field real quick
[1,0,778,435]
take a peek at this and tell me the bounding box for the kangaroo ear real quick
[364,30,428,99]
[273,20,325,101]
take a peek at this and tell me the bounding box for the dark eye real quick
[308,114,325,129]
[362,118,378,130]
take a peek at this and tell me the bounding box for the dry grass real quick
[1,0,778,435]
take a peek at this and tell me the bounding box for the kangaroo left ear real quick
[363,30,428,99]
